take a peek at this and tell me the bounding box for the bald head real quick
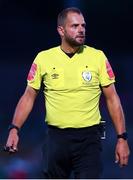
[57,7,83,27]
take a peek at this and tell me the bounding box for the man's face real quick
[62,12,86,46]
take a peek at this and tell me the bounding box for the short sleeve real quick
[27,54,42,90]
[99,51,115,86]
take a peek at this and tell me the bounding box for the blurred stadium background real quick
[0,0,133,178]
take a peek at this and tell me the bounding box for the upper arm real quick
[102,83,118,100]
[23,85,39,102]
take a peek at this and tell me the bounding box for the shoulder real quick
[83,45,104,56]
[34,46,59,64]
[83,45,106,63]
[37,46,59,57]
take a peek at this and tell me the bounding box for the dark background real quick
[0,0,133,178]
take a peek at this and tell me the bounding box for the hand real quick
[115,139,130,167]
[4,128,19,153]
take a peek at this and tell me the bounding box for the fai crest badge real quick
[82,71,92,82]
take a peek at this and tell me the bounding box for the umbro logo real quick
[51,73,59,79]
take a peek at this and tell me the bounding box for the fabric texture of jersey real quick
[27,45,115,128]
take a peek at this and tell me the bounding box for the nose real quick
[78,25,85,33]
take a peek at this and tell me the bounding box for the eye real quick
[82,23,86,28]
[72,24,78,28]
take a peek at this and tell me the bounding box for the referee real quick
[5,7,130,179]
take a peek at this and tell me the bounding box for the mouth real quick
[76,35,85,39]
[76,36,85,42]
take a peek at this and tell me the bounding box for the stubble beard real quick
[65,34,85,47]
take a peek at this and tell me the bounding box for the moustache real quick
[76,34,85,38]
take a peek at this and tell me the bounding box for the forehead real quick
[65,12,85,25]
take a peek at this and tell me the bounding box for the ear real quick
[57,26,64,37]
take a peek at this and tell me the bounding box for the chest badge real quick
[82,71,92,82]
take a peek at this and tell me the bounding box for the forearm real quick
[5,86,38,152]
[106,94,126,134]
[12,95,34,128]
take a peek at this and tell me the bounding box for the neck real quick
[60,43,80,54]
